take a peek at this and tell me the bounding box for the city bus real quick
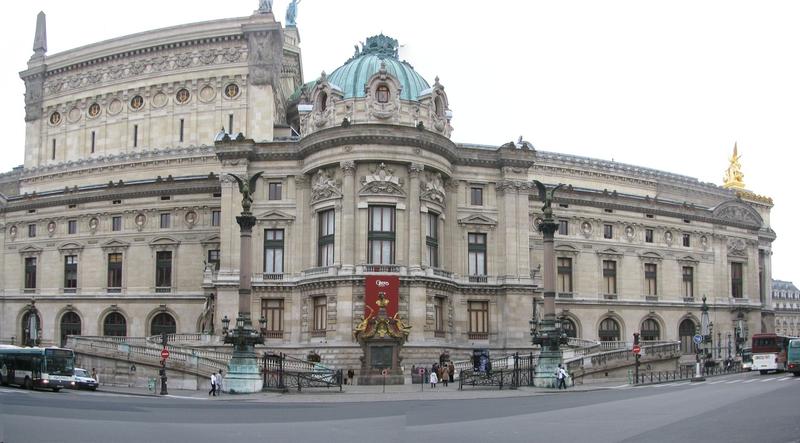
[788,339,800,376]
[0,346,76,391]
[751,333,793,375]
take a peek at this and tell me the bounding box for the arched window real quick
[376,85,390,103]
[598,318,620,342]
[21,310,42,347]
[103,312,127,337]
[151,313,176,336]
[317,92,327,112]
[679,318,696,354]
[60,312,81,347]
[641,318,660,341]
[562,318,577,338]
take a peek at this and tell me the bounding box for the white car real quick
[72,368,98,390]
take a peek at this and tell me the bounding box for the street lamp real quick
[692,295,710,381]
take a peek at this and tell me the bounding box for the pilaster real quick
[408,163,423,273]
[340,161,356,272]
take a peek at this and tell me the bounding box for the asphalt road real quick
[1,371,798,443]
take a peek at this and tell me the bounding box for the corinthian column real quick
[408,163,424,274]
[340,161,356,273]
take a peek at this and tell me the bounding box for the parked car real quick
[72,368,98,390]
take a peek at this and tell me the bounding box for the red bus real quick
[751,333,794,374]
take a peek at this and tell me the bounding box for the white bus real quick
[0,346,76,391]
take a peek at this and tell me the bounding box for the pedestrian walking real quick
[429,369,438,388]
[439,365,448,387]
[208,372,217,396]
[555,364,568,389]
[448,362,454,383]
[347,368,354,385]
[216,370,224,394]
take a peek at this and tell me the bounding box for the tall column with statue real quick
[531,181,567,388]
[222,172,267,393]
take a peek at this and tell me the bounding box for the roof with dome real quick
[291,34,431,102]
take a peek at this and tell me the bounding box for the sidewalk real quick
[92,379,627,403]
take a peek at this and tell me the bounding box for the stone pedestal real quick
[357,338,405,385]
[224,347,263,394]
[533,349,563,388]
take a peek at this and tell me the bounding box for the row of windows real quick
[22,249,201,291]
[556,258,745,298]
[18,211,222,238]
[21,310,176,347]
[559,220,696,246]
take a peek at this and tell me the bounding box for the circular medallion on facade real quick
[134,213,146,231]
[47,221,56,236]
[130,95,144,110]
[89,218,99,233]
[9,225,16,240]
[175,88,191,104]
[68,107,82,123]
[151,92,168,108]
[664,230,674,245]
[108,99,123,115]
[224,83,240,99]
[88,103,101,118]
[199,85,216,103]
[49,112,62,125]
[185,211,197,227]
[581,221,593,238]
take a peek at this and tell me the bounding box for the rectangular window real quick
[207,249,221,271]
[160,213,170,229]
[28,224,36,238]
[603,260,617,294]
[731,262,743,298]
[470,186,483,206]
[468,300,489,339]
[558,220,569,236]
[64,255,78,289]
[645,229,654,243]
[133,124,138,148]
[557,257,573,293]
[179,119,184,143]
[603,224,613,239]
[264,229,284,273]
[68,220,77,235]
[91,131,96,153]
[24,257,37,289]
[645,263,658,296]
[368,206,395,264]
[228,114,234,133]
[317,209,335,267]
[268,182,282,200]
[312,296,327,334]
[468,233,487,276]
[107,253,123,289]
[112,216,122,232]
[434,296,445,334]
[211,210,221,227]
[426,212,439,268]
[682,266,694,298]
[52,139,56,160]
[155,251,172,289]
[261,299,284,338]
[682,234,691,247]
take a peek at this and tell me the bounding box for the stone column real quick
[236,214,256,319]
[408,163,423,274]
[340,161,356,273]
[533,217,561,388]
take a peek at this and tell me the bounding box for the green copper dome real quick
[326,34,430,101]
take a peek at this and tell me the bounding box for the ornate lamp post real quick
[222,172,268,393]
[530,181,568,388]
[693,295,710,381]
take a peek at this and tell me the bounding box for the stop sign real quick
[161,348,170,359]
[632,345,641,354]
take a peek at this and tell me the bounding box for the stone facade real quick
[772,280,799,336]
[0,6,777,369]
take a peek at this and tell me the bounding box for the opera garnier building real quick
[0,3,776,370]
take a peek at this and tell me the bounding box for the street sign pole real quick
[633,333,640,384]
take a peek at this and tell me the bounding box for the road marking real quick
[779,377,792,381]
[743,379,758,384]
[611,384,630,389]
[672,382,691,387]
[760,378,777,383]
[709,380,727,385]
[725,380,740,384]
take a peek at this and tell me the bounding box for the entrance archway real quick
[60,311,81,347]
[679,318,696,354]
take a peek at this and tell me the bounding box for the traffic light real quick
[633,332,640,345]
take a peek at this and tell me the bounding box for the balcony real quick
[363,264,401,273]
[468,275,488,283]
[107,287,122,294]
[263,330,284,339]
[645,295,658,302]
[155,287,172,293]
[557,292,574,299]
[683,297,695,303]
[468,332,489,340]
[262,273,285,281]
[603,294,618,300]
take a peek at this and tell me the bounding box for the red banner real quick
[365,275,399,318]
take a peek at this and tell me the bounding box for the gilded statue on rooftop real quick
[723,143,745,190]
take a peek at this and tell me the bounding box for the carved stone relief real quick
[727,237,747,256]
[420,171,446,205]
[311,169,342,203]
[580,221,593,238]
[360,163,404,196]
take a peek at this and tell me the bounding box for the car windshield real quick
[75,369,88,377]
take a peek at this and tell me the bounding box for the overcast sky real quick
[2,1,797,286]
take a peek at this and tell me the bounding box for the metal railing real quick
[261,352,342,392]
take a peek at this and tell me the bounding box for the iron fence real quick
[261,352,343,392]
